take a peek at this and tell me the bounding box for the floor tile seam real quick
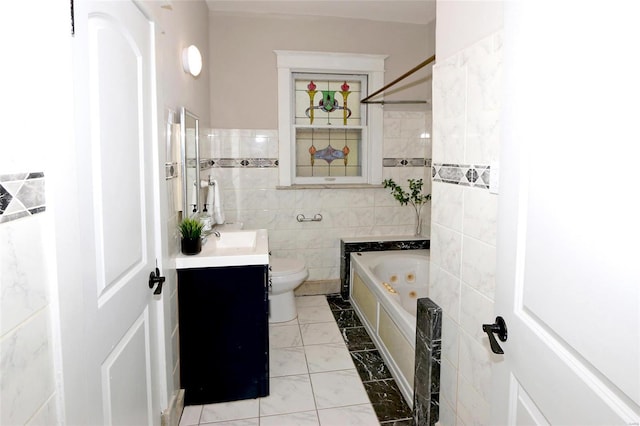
[258,374,318,419]
[308,367,358,378]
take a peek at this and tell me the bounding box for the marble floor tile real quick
[316,403,379,426]
[259,374,316,416]
[270,346,308,377]
[297,305,336,324]
[379,419,414,425]
[326,294,353,311]
[269,324,302,348]
[200,399,259,423]
[304,343,354,373]
[350,350,393,382]
[310,369,370,410]
[341,327,376,351]
[363,379,413,422]
[295,295,330,308]
[299,322,343,345]
[332,309,364,328]
[259,410,320,426]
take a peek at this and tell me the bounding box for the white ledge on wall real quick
[275,184,384,190]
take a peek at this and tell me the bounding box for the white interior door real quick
[491,2,640,424]
[72,1,161,424]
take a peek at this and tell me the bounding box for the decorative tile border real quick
[414,297,442,426]
[165,162,179,180]
[432,163,490,189]
[189,157,430,170]
[340,238,430,299]
[383,157,432,167]
[202,158,279,169]
[0,172,46,223]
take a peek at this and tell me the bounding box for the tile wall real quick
[0,173,58,425]
[198,110,432,282]
[430,32,502,425]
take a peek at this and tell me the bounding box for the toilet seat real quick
[270,258,306,277]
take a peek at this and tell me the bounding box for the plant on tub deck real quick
[383,178,432,236]
[179,217,204,255]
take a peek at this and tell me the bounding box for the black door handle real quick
[149,267,165,295]
[482,316,507,354]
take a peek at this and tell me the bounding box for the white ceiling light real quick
[182,45,202,77]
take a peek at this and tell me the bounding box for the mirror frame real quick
[180,107,200,217]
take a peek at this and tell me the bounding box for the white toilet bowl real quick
[269,257,308,323]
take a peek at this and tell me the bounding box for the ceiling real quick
[205,1,436,25]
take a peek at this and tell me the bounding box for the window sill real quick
[276,184,384,190]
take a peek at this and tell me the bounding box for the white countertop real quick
[175,228,269,269]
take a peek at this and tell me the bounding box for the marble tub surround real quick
[413,298,442,426]
[340,236,430,299]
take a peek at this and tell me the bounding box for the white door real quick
[71,1,162,424]
[491,2,640,424]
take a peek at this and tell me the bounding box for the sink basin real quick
[214,231,257,249]
[175,228,269,269]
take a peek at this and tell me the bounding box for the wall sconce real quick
[182,45,202,77]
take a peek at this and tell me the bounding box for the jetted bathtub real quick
[349,250,430,406]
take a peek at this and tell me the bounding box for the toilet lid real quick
[270,257,306,277]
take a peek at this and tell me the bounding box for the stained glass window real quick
[292,73,366,180]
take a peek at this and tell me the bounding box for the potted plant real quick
[383,178,432,236]
[179,217,204,255]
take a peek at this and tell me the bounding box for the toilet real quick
[269,257,308,323]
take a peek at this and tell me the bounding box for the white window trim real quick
[275,50,387,187]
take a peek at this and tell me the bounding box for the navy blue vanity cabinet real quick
[177,264,269,405]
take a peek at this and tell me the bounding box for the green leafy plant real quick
[383,178,431,207]
[179,217,204,240]
[383,178,432,235]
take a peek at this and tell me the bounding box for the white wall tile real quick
[429,266,461,324]
[432,30,502,426]
[431,182,464,232]
[456,372,490,426]
[463,188,498,245]
[461,237,496,300]
[0,216,49,335]
[430,224,462,278]
[439,357,459,414]
[0,310,55,426]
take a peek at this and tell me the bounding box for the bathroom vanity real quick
[175,229,270,405]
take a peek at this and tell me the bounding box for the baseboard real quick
[161,389,185,426]
[294,279,340,296]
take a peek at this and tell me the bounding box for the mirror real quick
[181,107,200,217]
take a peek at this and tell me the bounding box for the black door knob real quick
[482,316,508,354]
[148,267,166,295]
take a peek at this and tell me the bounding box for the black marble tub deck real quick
[327,294,414,425]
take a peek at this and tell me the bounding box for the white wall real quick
[209,12,435,129]
[435,1,503,59]
[430,1,503,424]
